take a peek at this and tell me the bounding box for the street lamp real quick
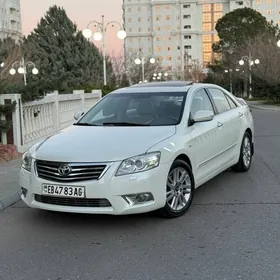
[224,69,239,94]
[153,72,169,81]
[9,57,39,86]
[134,52,156,82]
[238,53,260,99]
[0,62,4,68]
[83,15,127,86]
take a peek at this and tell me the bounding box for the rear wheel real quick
[159,159,195,218]
[232,131,253,172]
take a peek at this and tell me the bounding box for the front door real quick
[186,88,220,184]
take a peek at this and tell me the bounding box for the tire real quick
[232,131,253,172]
[158,159,195,218]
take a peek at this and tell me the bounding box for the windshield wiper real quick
[102,122,150,126]
[74,123,99,126]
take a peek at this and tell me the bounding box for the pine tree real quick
[24,5,112,96]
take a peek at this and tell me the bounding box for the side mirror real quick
[193,110,214,123]
[74,110,84,121]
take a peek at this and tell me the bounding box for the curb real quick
[0,190,21,211]
[249,104,280,112]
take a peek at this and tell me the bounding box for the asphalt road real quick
[1,108,280,280]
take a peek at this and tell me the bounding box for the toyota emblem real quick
[58,165,72,176]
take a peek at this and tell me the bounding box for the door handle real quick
[217,122,223,127]
[239,112,243,117]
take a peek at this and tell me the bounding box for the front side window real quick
[190,89,214,118]
[208,88,231,114]
[76,92,187,126]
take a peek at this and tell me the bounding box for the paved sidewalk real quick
[247,101,280,111]
[0,158,21,211]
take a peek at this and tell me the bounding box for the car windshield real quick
[76,92,187,126]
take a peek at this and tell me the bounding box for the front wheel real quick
[159,159,195,218]
[232,131,253,172]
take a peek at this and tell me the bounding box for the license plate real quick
[42,184,85,198]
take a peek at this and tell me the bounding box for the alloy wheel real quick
[166,167,192,212]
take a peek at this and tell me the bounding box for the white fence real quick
[0,90,102,152]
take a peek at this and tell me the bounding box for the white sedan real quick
[20,81,254,218]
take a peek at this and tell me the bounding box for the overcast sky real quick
[21,0,123,56]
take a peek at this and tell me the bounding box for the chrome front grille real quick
[35,195,112,207]
[35,160,107,183]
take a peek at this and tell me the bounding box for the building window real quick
[167,46,172,51]
[202,23,212,31]
[167,56,172,61]
[156,15,162,21]
[167,36,171,40]
[214,4,223,11]
[166,15,171,20]
[166,26,172,31]
[184,35,191,39]
[203,43,212,51]
[184,45,191,49]
[138,28,142,32]
[202,4,211,12]
[203,53,212,64]
[158,56,163,61]
[213,34,219,41]
[214,12,223,21]
[267,10,272,14]
[128,8,132,12]
[203,34,211,41]
[166,5,171,9]
[138,18,141,22]
[202,13,211,22]
[267,0,272,3]
[155,6,161,11]
[257,0,262,3]
[177,46,180,50]
[157,46,162,51]
[129,28,132,32]
[178,56,181,60]
[128,18,132,23]
[184,15,191,19]
[156,26,161,31]
[183,4,191,8]
[184,25,191,29]
[157,36,162,41]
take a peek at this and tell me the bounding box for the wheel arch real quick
[174,153,192,170]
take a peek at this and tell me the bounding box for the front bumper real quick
[20,161,169,215]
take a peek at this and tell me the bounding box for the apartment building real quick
[122,0,254,73]
[0,0,22,41]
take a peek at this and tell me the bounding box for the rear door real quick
[206,87,242,164]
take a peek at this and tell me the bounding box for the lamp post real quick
[224,68,239,94]
[239,52,260,99]
[135,53,156,82]
[9,57,39,86]
[82,15,127,86]
[152,72,168,81]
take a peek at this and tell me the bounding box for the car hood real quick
[33,125,176,162]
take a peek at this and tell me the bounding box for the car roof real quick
[110,81,225,94]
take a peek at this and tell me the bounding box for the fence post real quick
[0,94,23,149]
[51,91,60,132]
[0,94,7,144]
[73,90,85,110]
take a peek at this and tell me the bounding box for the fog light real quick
[21,187,28,198]
[122,193,154,206]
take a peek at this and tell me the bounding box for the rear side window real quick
[225,94,237,109]
[208,88,231,114]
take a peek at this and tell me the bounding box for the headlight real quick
[116,152,161,176]
[21,151,32,172]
